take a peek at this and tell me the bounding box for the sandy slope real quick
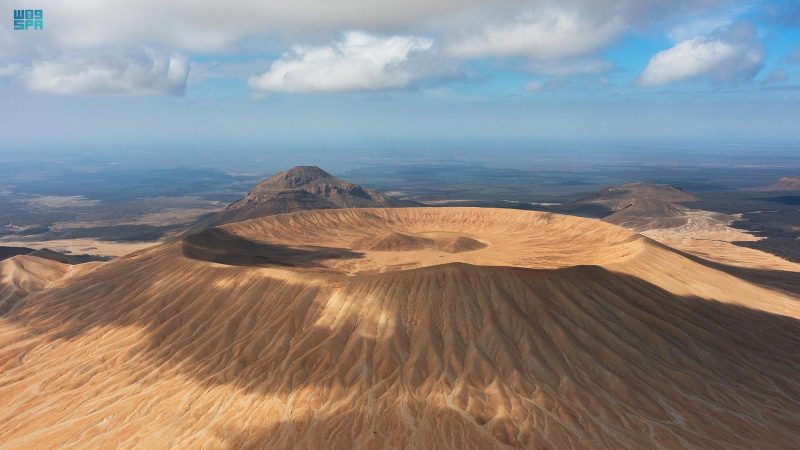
[642,232,800,271]
[0,255,100,315]
[1,208,799,449]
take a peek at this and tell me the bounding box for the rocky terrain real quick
[205,166,414,228]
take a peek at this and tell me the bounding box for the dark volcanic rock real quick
[570,182,713,231]
[205,166,415,228]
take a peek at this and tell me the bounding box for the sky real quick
[1,0,799,152]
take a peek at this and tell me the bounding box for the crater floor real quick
[183,207,644,275]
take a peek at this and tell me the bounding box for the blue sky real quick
[1,0,799,150]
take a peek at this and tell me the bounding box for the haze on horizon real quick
[1,0,800,151]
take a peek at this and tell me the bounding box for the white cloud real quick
[0,0,746,96]
[38,0,486,52]
[248,32,434,92]
[23,0,730,55]
[446,10,624,59]
[441,0,728,61]
[25,48,189,96]
[637,33,761,86]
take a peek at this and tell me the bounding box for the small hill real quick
[0,255,99,315]
[763,176,800,191]
[436,236,487,253]
[570,182,732,231]
[352,231,432,251]
[574,182,697,208]
[206,166,413,227]
[566,182,791,277]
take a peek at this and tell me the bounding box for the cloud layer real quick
[446,9,624,60]
[248,32,434,92]
[30,0,726,53]
[1,0,784,97]
[36,0,486,52]
[25,48,189,96]
[637,27,762,86]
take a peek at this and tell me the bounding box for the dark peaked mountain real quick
[574,182,697,209]
[207,166,414,227]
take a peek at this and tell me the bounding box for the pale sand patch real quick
[50,208,220,229]
[26,195,101,208]
[639,210,800,272]
[0,238,158,257]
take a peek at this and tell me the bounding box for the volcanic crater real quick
[2,208,800,448]
[182,208,642,275]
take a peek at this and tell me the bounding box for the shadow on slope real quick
[661,244,800,296]
[216,404,561,450]
[0,246,33,261]
[182,227,364,268]
[4,259,800,447]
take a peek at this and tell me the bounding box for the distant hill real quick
[569,182,724,231]
[0,254,101,314]
[202,166,415,228]
[763,176,800,191]
[573,182,697,209]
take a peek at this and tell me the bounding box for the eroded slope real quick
[1,208,799,449]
